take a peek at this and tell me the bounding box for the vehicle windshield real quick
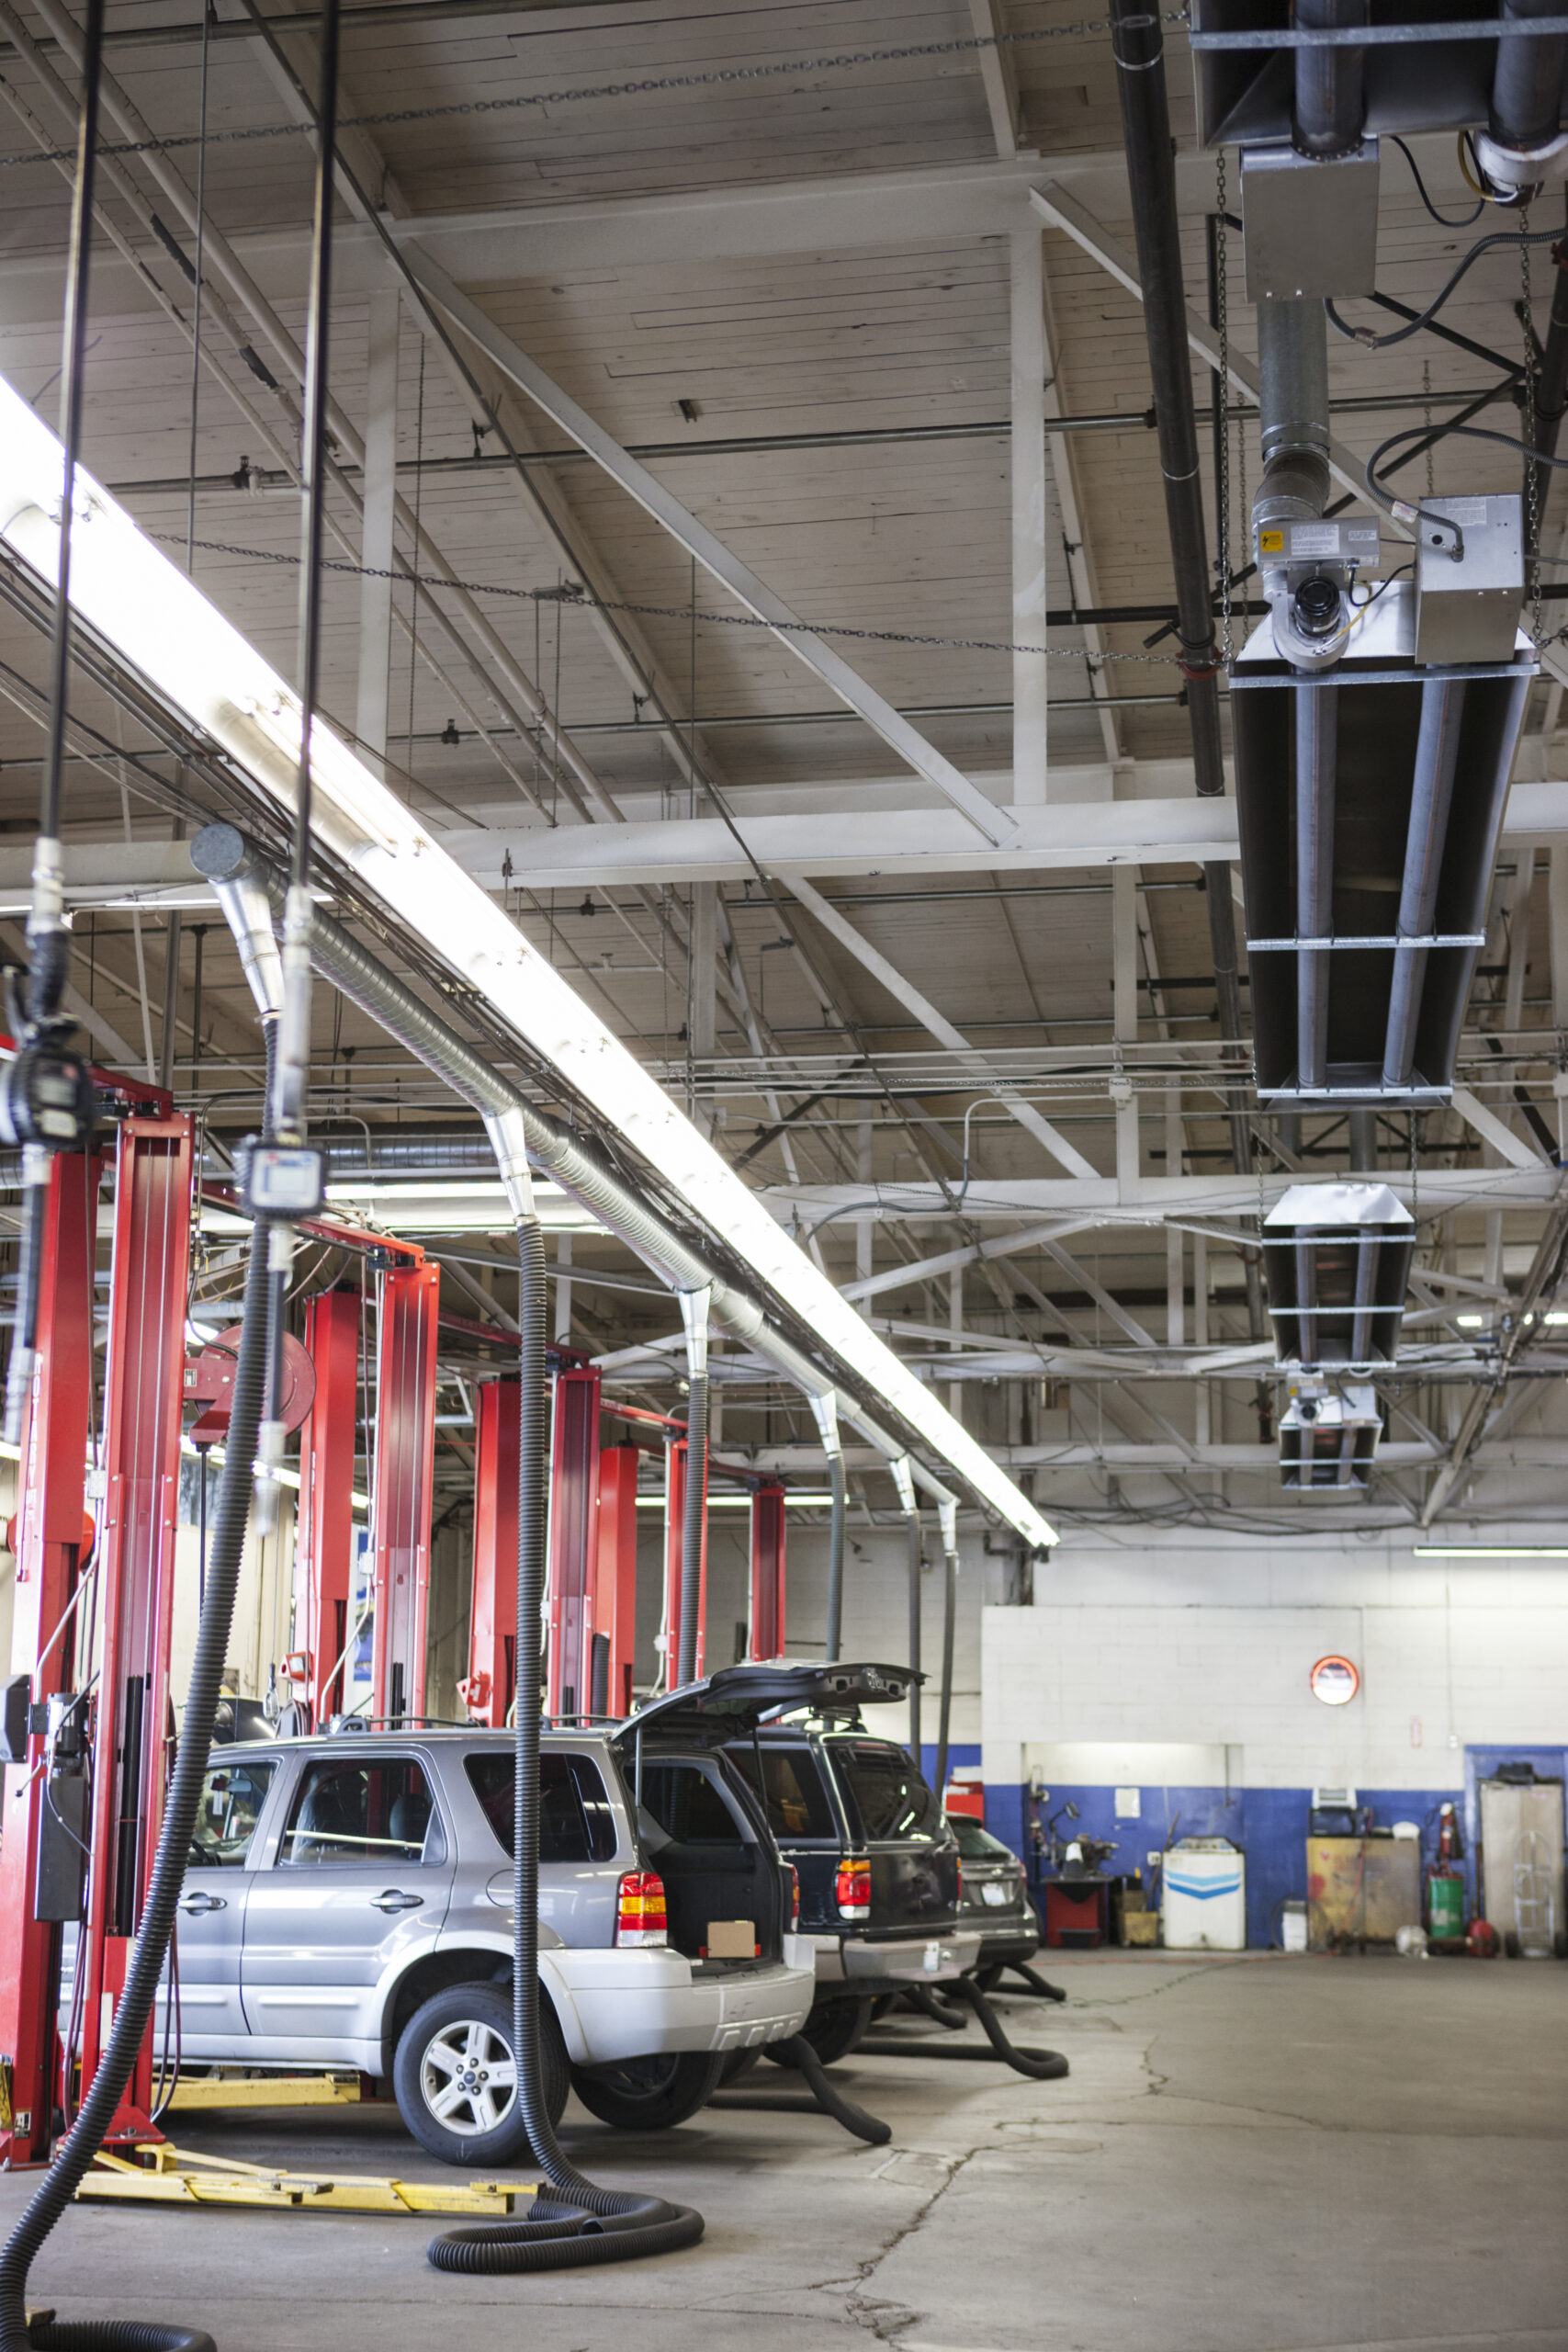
[948,1815,1017,1861]
[829,1740,942,1840]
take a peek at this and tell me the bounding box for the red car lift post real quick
[594,1444,639,1720]
[0,1148,103,2165]
[546,1363,601,1720]
[369,1254,440,1724]
[298,1290,361,1726]
[78,1114,195,2141]
[749,1482,787,1660]
[661,1437,707,1685]
[462,1376,519,1727]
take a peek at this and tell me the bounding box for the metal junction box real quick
[1242,142,1381,303]
[1415,494,1525,667]
[1256,515,1382,573]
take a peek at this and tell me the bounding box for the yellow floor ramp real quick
[78,2143,536,2216]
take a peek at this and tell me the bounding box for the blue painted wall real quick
[980,1779,1464,1946]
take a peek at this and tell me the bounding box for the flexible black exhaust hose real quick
[427,1215,702,2275]
[0,1156,275,2352]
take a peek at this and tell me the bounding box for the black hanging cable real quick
[184,0,212,575]
[1390,134,1483,230]
[425,1206,704,2275]
[1327,222,1561,349]
[1,0,109,1446]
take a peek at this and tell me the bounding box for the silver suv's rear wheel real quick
[393,1982,568,2166]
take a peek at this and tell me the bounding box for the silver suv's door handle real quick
[178,1891,227,1916]
[371,1889,424,1913]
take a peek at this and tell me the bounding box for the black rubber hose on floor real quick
[903,1985,966,2030]
[1006,1963,1067,2004]
[427,1214,703,2277]
[0,1148,275,2352]
[948,1976,1070,2080]
[772,2038,890,2147]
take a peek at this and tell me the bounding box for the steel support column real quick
[661,1437,706,1688]
[0,1148,103,2165]
[79,1114,194,2139]
[547,1363,601,1721]
[369,1254,440,1724]
[748,1483,787,1661]
[463,1376,518,1726]
[298,1289,361,1726]
[593,1443,639,1719]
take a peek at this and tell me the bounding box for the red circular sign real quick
[1309,1654,1359,1706]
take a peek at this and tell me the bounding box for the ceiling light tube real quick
[0,374,1053,1551]
[1413,1544,1568,1557]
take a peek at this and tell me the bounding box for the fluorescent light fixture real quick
[1414,1544,1568,1557]
[1456,1311,1568,1329]
[322,1179,604,1237]
[636,1491,835,1510]
[0,374,1054,1551]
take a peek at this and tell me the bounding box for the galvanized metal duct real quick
[187,823,958,1510]
[1255,300,1332,539]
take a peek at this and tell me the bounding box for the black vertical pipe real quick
[292,0,341,893]
[906,1513,921,1765]
[1492,0,1568,154]
[1110,0,1258,1223]
[1528,195,1568,526]
[934,1544,956,1805]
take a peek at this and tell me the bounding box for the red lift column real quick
[370,1255,440,1724]
[749,1483,787,1661]
[546,1364,600,1720]
[0,1148,103,2165]
[594,1444,639,1719]
[299,1290,361,1726]
[79,1114,195,2137]
[661,1437,707,1686]
[462,1377,519,1726]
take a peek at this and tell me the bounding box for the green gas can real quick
[1427,1871,1463,1939]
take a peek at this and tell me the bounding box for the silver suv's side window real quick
[277,1756,446,1869]
[188,1759,276,1868]
[465,1751,616,1862]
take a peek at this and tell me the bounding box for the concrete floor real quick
[4,1953,1564,2352]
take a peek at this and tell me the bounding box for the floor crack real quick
[832,2149,977,2346]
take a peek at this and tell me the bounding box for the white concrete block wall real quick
[981,1523,1568,1792]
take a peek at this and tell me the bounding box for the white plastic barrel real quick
[1161,1838,1247,1951]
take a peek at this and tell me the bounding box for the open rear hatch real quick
[616,1661,915,1746]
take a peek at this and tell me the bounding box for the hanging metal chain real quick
[1522,206,1544,646]
[1215,152,1233,663]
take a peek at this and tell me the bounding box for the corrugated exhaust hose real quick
[0,1037,278,2352]
[425,1213,703,2275]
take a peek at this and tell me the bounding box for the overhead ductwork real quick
[1279,1373,1382,1488]
[1262,1182,1416,1371]
[1231,125,1532,1108]
[1194,0,1568,181]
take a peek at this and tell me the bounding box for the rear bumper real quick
[544,1941,816,2064]
[975,1927,1040,1967]
[807,1929,982,1986]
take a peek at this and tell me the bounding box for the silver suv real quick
[143,1713,816,2163]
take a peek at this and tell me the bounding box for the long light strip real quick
[0,374,1055,1549]
[1413,1544,1568,1558]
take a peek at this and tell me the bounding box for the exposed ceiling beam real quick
[403,243,1017,848]
[413,779,1568,890]
[763,1168,1566,1218]
[966,0,1024,157]
[784,876,1099,1181]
